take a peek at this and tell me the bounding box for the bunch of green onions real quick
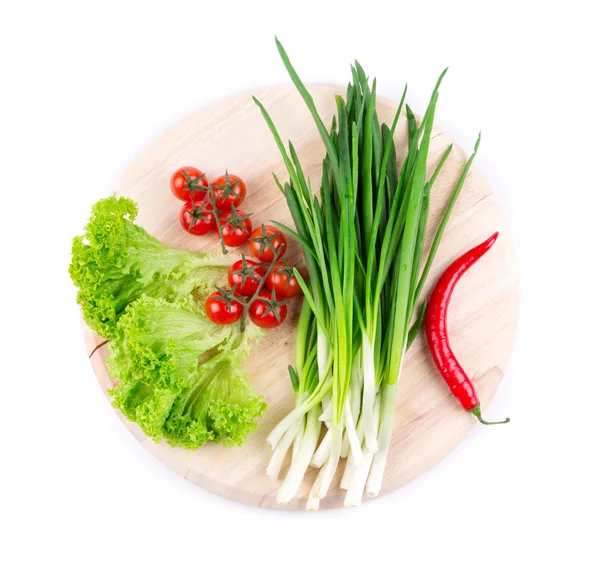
[254,39,480,509]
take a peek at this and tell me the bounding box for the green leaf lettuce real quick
[69,194,235,339]
[107,295,266,448]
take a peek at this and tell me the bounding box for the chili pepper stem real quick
[470,404,510,425]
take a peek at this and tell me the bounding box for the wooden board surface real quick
[82,84,519,510]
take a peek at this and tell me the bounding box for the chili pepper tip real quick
[483,231,500,251]
[470,404,510,426]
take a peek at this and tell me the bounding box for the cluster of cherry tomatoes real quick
[206,254,302,329]
[169,166,303,329]
[171,166,252,246]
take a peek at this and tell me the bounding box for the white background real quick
[1,1,599,574]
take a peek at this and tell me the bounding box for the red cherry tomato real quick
[219,209,252,247]
[205,290,244,325]
[249,291,288,329]
[248,225,287,263]
[227,258,265,297]
[179,198,215,235]
[170,166,208,201]
[266,262,303,298]
[212,172,247,210]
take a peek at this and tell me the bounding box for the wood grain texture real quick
[82,84,519,510]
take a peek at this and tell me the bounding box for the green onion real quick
[255,39,479,509]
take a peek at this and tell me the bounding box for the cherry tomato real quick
[179,198,215,235]
[228,258,265,297]
[205,289,244,325]
[249,291,288,329]
[267,261,303,298]
[248,225,287,263]
[212,172,247,210]
[219,208,252,247]
[170,166,208,201]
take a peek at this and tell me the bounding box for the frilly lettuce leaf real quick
[69,194,235,339]
[107,295,266,448]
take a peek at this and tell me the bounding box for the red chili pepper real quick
[425,232,510,425]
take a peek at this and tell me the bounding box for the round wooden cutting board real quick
[82,84,519,510]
